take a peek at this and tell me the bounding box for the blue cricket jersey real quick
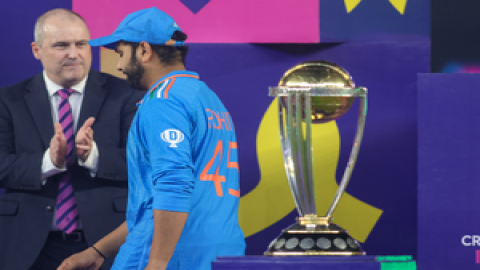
[112,70,245,270]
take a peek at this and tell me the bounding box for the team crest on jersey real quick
[161,129,184,147]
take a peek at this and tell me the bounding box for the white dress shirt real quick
[41,71,99,179]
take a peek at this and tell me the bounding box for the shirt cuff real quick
[41,148,67,185]
[78,140,99,177]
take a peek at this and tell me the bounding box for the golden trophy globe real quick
[265,60,367,256]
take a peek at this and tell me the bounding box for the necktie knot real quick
[58,89,74,99]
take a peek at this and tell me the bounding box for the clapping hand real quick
[50,123,67,168]
[76,117,95,162]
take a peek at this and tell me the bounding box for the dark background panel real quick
[431,0,480,72]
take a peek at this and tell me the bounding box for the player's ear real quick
[138,41,153,63]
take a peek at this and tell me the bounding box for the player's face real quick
[32,14,92,88]
[116,43,146,90]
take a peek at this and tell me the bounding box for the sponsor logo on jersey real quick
[161,129,184,147]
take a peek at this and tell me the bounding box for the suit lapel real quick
[24,73,54,148]
[78,70,108,131]
[23,71,108,149]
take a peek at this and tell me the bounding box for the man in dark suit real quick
[0,8,144,270]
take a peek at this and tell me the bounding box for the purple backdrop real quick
[0,0,100,88]
[186,41,429,257]
[418,73,480,269]
[0,0,429,260]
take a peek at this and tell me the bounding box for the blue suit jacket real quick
[0,70,145,270]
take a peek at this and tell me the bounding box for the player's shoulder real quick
[151,73,206,102]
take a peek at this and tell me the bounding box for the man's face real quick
[116,43,146,90]
[32,14,92,88]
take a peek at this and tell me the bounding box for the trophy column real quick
[265,60,367,256]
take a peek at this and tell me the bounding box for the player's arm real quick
[57,221,128,270]
[146,210,188,270]
[142,97,195,270]
[93,221,129,258]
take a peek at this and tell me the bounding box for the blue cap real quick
[89,7,185,49]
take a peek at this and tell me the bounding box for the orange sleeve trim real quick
[162,75,199,99]
[162,78,176,99]
[139,74,199,103]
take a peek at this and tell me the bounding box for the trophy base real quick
[264,216,365,256]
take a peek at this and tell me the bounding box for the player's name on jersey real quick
[206,109,234,132]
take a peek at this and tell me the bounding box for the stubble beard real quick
[124,56,146,90]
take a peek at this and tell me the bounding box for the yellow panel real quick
[238,98,383,243]
[389,0,408,14]
[344,0,362,13]
[100,47,126,79]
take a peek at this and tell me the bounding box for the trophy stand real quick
[265,60,367,256]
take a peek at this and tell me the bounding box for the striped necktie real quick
[55,89,79,234]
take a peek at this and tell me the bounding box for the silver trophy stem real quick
[279,95,304,216]
[326,92,367,218]
[303,93,315,215]
[279,93,316,217]
[295,93,315,215]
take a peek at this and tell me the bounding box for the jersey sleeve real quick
[140,97,195,213]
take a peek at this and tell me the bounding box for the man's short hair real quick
[34,8,88,46]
